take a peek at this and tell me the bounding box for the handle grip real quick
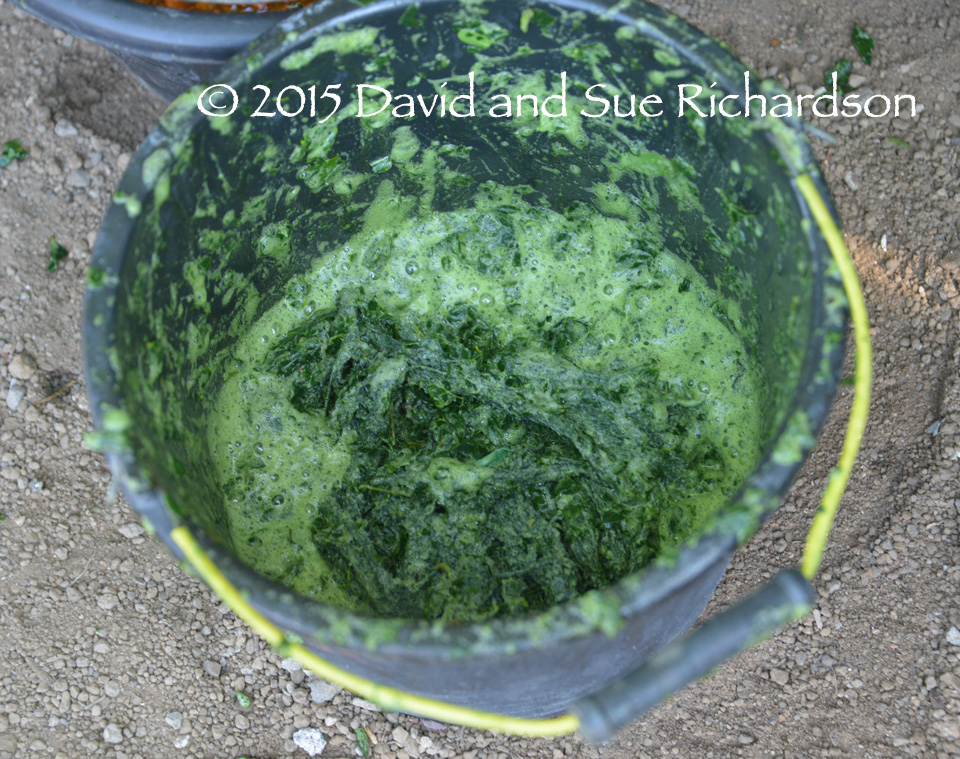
[573,569,815,743]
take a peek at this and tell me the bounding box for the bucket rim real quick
[82,0,849,658]
[9,0,296,63]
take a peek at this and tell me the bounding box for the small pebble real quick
[946,626,960,646]
[5,380,25,412]
[65,169,90,188]
[306,678,341,704]
[293,728,328,757]
[103,723,123,744]
[7,353,37,381]
[770,668,789,686]
[118,522,144,538]
[165,711,183,731]
[104,681,120,698]
[54,119,79,137]
[96,592,118,611]
[202,660,222,678]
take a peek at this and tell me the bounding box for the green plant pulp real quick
[207,190,763,622]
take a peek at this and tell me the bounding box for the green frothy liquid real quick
[208,198,762,622]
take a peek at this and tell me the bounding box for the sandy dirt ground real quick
[1,0,959,757]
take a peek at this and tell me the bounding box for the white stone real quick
[103,723,122,744]
[96,593,118,611]
[293,728,327,756]
[5,380,25,412]
[946,626,960,646]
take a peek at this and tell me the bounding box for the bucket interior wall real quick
[111,2,814,596]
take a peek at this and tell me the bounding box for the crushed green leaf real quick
[887,136,910,149]
[298,154,344,193]
[212,200,763,622]
[520,8,557,34]
[370,155,393,173]
[87,267,107,289]
[83,409,132,453]
[47,237,69,273]
[824,59,853,94]
[0,139,28,168]
[113,190,142,219]
[355,727,371,757]
[455,20,509,50]
[475,447,511,467]
[399,4,423,29]
[235,691,250,708]
[852,25,874,65]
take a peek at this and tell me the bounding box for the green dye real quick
[207,191,763,622]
